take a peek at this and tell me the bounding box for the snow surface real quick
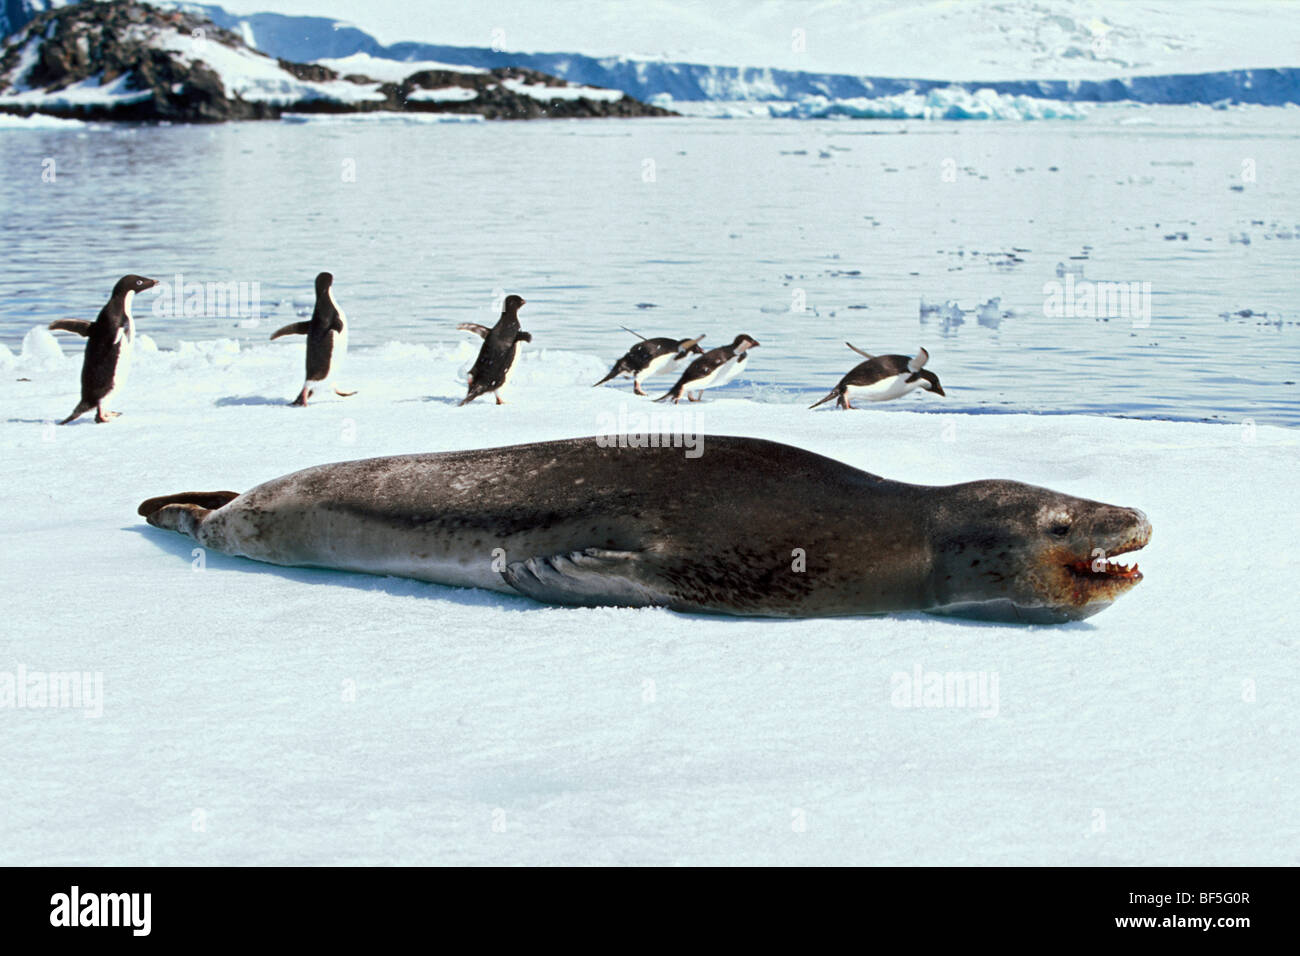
[314,52,487,81]
[500,77,624,102]
[0,109,83,127]
[279,110,483,123]
[405,86,479,103]
[2,328,1295,865]
[0,71,153,108]
[212,0,1300,81]
[145,27,386,104]
[675,87,1089,121]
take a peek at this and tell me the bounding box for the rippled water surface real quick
[2,113,1297,424]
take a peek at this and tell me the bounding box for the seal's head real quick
[927,480,1151,623]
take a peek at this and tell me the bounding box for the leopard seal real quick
[137,436,1151,623]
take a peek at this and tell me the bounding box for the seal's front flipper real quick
[502,548,674,609]
[49,319,94,337]
[137,490,240,518]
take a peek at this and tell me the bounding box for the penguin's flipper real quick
[270,321,311,340]
[49,319,93,337]
[908,347,930,372]
[515,331,532,343]
[845,342,873,359]
[457,323,491,340]
[333,387,357,398]
[502,549,673,609]
[809,388,842,410]
[620,326,648,340]
[594,361,626,387]
[137,490,240,518]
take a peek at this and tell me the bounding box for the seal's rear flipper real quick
[137,490,239,518]
[503,549,673,609]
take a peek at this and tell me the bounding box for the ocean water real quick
[2,110,1297,425]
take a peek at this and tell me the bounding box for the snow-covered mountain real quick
[0,1,668,121]
[5,1,1300,109]
[174,0,1300,107]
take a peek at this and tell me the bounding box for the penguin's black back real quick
[305,293,342,382]
[840,354,913,388]
[79,296,129,402]
[468,313,524,391]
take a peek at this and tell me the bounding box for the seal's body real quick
[139,436,1150,623]
[51,274,159,424]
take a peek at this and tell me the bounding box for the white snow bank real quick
[0,72,152,108]
[500,78,624,102]
[405,86,479,103]
[314,53,487,81]
[1,333,1294,866]
[0,110,85,128]
[279,111,485,124]
[677,87,1088,120]
[146,28,385,105]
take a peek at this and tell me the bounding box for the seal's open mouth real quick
[1061,527,1149,597]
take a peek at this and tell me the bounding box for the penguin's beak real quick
[141,278,159,291]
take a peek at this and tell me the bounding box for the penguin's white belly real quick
[847,374,920,402]
[105,320,134,403]
[637,351,676,383]
[712,355,748,388]
[499,340,523,390]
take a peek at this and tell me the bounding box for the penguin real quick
[459,294,531,406]
[809,344,946,410]
[269,271,355,407]
[655,334,760,404]
[593,330,705,396]
[49,274,159,424]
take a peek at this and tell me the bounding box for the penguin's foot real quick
[290,394,308,407]
[687,392,701,402]
[334,387,357,398]
[495,392,506,405]
[95,406,119,423]
[633,384,646,396]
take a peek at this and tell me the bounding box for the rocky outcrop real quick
[0,0,675,122]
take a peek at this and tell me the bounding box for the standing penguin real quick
[49,274,159,424]
[809,344,946,410]
[593,331,705,396]
[459,294,531,406]
[270,272,355,406]
[655,334,760,404]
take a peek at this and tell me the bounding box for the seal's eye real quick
[1050,522,1071,537]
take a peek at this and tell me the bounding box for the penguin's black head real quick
[113,275,158,297]
[732,334,760,352]
[503,294,526,312]
[919,369,945,396]
[315,272,334,293]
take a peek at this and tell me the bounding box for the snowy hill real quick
[5,2,1299,109]
[0,0,667,121]
[173,0,1300,108]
